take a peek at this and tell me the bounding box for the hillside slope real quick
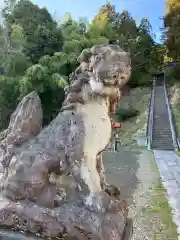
[118,87,150,146]
[169,83,180,138]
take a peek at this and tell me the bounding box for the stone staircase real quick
[151,84,174,150]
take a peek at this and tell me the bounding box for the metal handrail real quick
[146,89,152,137]
[163,72,178,150]
[147,78,155,150]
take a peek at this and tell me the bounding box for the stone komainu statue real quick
[0,44,132,240]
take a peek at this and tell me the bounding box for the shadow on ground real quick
[104,149,140,205]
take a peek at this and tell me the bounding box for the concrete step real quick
[151,147,174,151]
[152,144,174,147]
[152,131,172,135]
[152,140,173,143]
[152,141,173,146]
[152,138,173,142]
[152,132,172,135]
[153,140,173,146]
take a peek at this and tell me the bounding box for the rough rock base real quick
[0,219,133,240]
[0,195,131,240]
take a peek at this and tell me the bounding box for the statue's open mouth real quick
[89,76,122,98]
[101,74,131,117]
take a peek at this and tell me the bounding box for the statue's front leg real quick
[96,152,106,190]
[96,152,121,199]
[72,156,102,194]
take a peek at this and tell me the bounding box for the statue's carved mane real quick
[62,44,131,115]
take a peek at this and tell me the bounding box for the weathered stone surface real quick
[0,44,132,239]
[0,91,43,191]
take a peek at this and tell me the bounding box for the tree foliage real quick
[164,0,180,60]
[163,0,180,82]
[0,0,163,129]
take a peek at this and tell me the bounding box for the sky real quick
[0,0,166,42]
[32,0,166,43]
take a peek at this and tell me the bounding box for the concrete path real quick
[154,150,180,239]
[104,150,175,240]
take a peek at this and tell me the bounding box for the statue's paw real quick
[104,184,121,199]
[84,192,107,213]
[107,198,128,215]
[2,157,10,168]
[61,103,76,112]
[84,191,127,215]
[0,198,14,224]
[54,189,66,207]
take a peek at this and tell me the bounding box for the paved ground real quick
[104,150,155,239]
[104,149,178,240]
[104,150,140,205]
[154,150,180,239]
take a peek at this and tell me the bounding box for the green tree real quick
[10,0,64,62]
[19,54,68,124]
[0,0,164,130]
[164,0,180,60]
[0,75,20,130]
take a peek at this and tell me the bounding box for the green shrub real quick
[129,69,153,88]
[115,107,139,122]
[165,64,180,85]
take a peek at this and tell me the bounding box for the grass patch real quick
[168,85,180,138]
[151,159,158,170]
[139,160,178,239]
[147,182,178,239]
[129,154,178,239]
[172,104,180,138]
[143,157,178,240]
[175,150,180,157]
[133,146,148,151]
